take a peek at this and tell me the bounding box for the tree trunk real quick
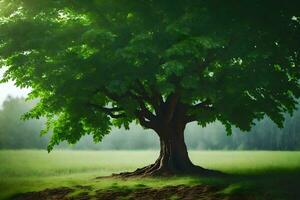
[154,124,197,175]
[114,121,222,177]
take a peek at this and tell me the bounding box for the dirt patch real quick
[115,185,222,200]
[11,185,255,200]
[12,187,74,200]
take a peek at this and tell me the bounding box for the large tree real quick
[0,0,299,176]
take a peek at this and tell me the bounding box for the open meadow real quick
[1,1,300,200]
[0,150,300,199]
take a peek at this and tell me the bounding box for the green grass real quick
[0,150,300,200]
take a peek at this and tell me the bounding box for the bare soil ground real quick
[11,184,258,200]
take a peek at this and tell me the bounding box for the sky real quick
[0,68,31,106]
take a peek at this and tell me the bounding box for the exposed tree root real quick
[99,161,225,179]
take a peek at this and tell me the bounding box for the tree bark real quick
[155,124,195,174]
[114,121,222,177]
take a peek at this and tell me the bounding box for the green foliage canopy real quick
[0,0,299,151]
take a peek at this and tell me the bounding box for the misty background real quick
[0,96,299,150]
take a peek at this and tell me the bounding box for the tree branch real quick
[185,100,215,123]
[134,80,161,114]
[164,92,179,123]
[136,110,156,129]
[96,85,159,127]
[121,88,157,120]
[149,85,164,114]
[88,103,126,119]
[192,100,214,110]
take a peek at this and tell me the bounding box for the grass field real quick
[0,150,300,199]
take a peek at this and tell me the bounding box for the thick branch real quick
[164,92,179,123]
[98,80,162,120]
[140,102,156,121]
[135,80,161,114]
[127,90,156,121]
[96,84,163,128]
[151,88,164,110]
[136,110,156,129]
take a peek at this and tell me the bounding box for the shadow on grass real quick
[186,168,300,200]
[10,168,300,200]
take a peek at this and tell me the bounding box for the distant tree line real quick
[0,97,299,150]
[0,97,48,149]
